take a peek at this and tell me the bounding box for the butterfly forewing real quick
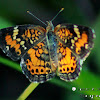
[0,25,46,61]
[54,24,95,61]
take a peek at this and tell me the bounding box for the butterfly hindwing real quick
[20,38,56,83]
[57,42,82,81]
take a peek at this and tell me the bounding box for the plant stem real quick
[17,83,39,100]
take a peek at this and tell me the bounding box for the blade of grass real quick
[0,56,21,72]
[17,83,39,100]
[0,56,40,100]
[0,17,13,28]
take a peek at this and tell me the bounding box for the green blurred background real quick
[0,0,100,100]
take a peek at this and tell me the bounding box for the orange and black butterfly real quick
[0,9,95,83]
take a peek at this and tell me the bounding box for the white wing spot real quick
[6,46,9,51]
[20,41,25,45]
[14,26,18,30]
[13,36,16,40]
[74,25,78,28]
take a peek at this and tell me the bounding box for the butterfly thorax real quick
[46,21,56,47]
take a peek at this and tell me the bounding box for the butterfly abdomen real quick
[47,31,58,68]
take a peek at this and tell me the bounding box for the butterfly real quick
[0,9,95,83]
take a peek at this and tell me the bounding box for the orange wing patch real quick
[75,32,88,54]
[5,34,21,55]
[58,42,76,74]
[26,45,49,75]
[58,47,76,74]
[55,28,73,42]
[22,29,39,41]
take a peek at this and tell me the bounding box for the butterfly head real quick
[46,21,54,33]
[45,8,64,33]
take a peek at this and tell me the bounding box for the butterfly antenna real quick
[27,11,47,26]
[51,8,64,22]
